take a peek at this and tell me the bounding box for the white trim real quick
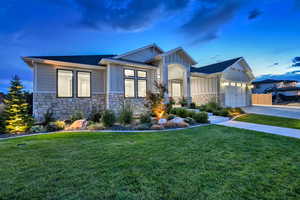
[34,63,38,92]
[23,57,106,70]
[113,43,164,59]
[99,58,157,69]
[106,63,111,109]
[156,47,197,65]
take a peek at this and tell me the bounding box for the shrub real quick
[29,125,46,133]
[0,113,6,133]
[87,123,105,130]
[187,110,196,118]
[70,111,84,122]
[218,108,229,117]
[167,114,176,121]
[184,117,196,125]
[166,97,176,113]
[227,107,245,117]
[198,105,206,111]
[135,123,151,130]
[192,112,209,123]
[189,102,196,109]
[101,110,116,127]
[140,113,152,124]
[42,108,55,126]
[88,109,102,123]
[119,105,133,125]
[170,108,188,118]
[178,97,188,107]
[53,121,65,130]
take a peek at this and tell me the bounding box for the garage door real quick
[225,85,247,107]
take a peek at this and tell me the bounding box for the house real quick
[23,44,255,121]
[252,79,298,94]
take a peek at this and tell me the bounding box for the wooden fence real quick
[252,94,273,105]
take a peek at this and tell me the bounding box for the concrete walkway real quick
[213,119,300,139]
[243,105,300,119]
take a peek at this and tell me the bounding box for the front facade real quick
[23,44,255,121]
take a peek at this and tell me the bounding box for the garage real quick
[225,84,247,107]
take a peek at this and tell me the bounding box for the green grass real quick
[1,126,300,199]
[235,113,300,130]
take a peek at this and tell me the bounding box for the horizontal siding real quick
[35,63,105,94]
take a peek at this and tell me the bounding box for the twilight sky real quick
[0,0,300,92]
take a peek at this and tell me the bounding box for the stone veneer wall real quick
[33,93,106,121]
[192,94,219,105]
[107,93,149,115]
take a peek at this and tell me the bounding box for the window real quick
[138,79,147,97]
[124,69,147,98]
[57,69,73,97]
[77,71,91,97]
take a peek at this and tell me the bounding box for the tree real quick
[4,76,33,134]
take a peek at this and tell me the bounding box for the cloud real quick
[255,72,300,82]
[292,56,300,67]
[179,0,244,43]
[248,9,262,20]
[73,0,190,32]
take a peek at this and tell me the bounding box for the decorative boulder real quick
[150,124,164,130]
[177,122,189,128]
[66,120,88,130]
[158,118,167,124]
[169,117,184,124]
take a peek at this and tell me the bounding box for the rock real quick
[163,122,178,129]
[66,120,88,130]
[158,118,167,124]
[169,117,184,124]
[150,124,164,130]
[177,122,189,128]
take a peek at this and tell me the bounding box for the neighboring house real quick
[23,44,255,121]
[252,79,298,93]
[0,92,4,104]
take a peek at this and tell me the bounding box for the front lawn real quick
[235,113,300,130]
[1,126,300,199]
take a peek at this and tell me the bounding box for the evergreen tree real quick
[4,76,33,134]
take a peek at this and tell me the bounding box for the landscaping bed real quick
[234,113,300,130]
[1,125,300,199]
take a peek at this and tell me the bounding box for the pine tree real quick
[4,75,33,134]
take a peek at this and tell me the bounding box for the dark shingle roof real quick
[191,57,242,74]
[252,79,297,84]
[28,55,116,66]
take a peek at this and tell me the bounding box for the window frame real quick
[76,71,92,98]
[137,70,147,98]
[123,69,148,98]
[56,69,74,98]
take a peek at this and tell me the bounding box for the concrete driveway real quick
[243,105,300,119]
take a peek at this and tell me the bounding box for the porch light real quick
[248,84,254,89]
[242,83,246,88]
[222,81,229,86]
[230,82,236,86]
[236,83,242,87]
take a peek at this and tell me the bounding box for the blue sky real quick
[0,0,300,92]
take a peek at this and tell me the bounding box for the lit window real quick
[138,79,147,97]
[77,71,91,97]
[125,79,135,97]
[137,71,147,78]
[124,69,135,77]
[57,70,73,97]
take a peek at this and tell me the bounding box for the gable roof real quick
[191,57,242,74]
[157,47,197,65]
[26,55,116,66]
[113,43,164,59]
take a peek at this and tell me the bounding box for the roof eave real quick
[23,57,106,70]
[99,58,157,69]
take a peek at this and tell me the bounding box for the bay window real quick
[77,71,91,97]
[124,69,147,98]
[57,69,73,97]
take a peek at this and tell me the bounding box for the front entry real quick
[169,80,183,101]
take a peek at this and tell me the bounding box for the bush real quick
[87,123,105,130]
[184,117,196,125]
[42,108,55,126]
[135,123,151,130]
[227,107,245,117]
[192,112,209,123]
[179,97,188,107]
[88,109,102,123]
[187,110,196,118]
[53,121,65,130]
[119,106,133,125]
[70,111,84,122]
[101,110,116,127]
[205,101,220,112]
[0,113,6,133]
[170,108,188,118]
[189,102,196,109]
[167,114,176,121]
[29,125,46,133]
[166,97,176,114]
[198,105,206,111]
[140,113,152,124]
[218,108,229,117]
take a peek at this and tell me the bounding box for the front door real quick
[171,81,183,99]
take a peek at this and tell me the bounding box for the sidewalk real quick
[213,120,300,139]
